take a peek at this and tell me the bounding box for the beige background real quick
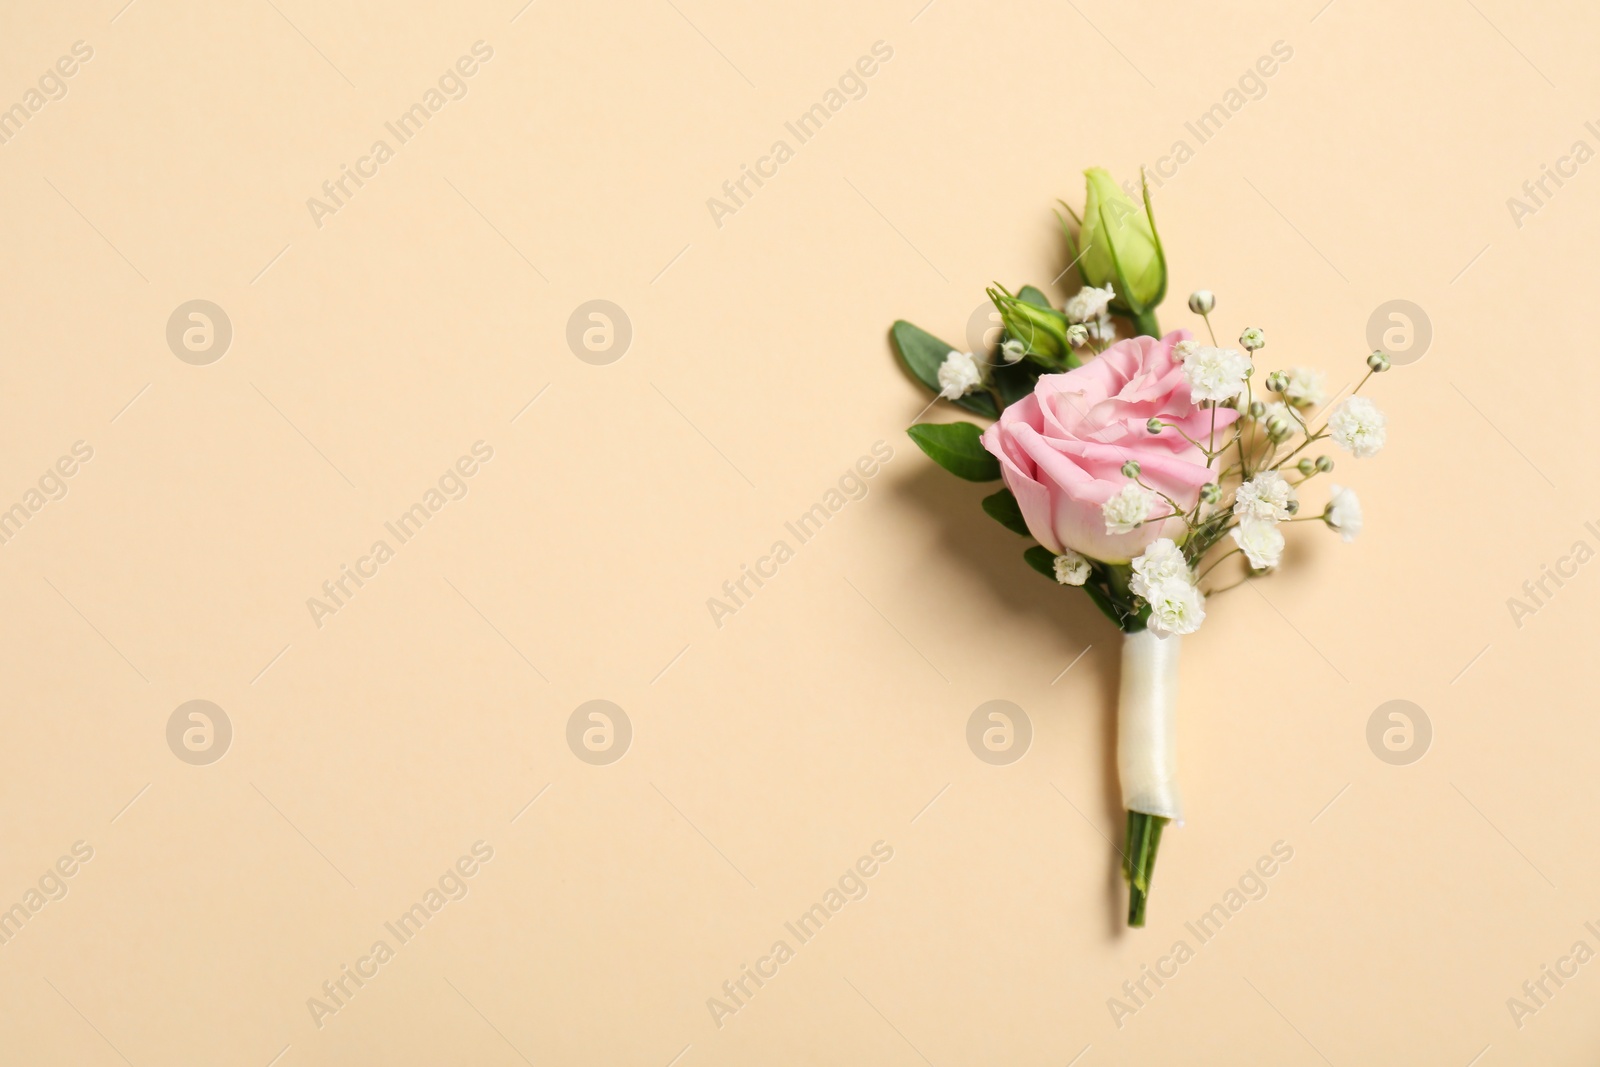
[0,0,1594,1063]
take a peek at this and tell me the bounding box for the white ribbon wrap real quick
[1116,628,1183,824]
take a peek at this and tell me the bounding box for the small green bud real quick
[1078,168,1165,310]
[1188,290,1215,315]
[1065,323,1089,347]
[1285,499,1299,515]
[1315,455,1334,472]
[1239,327,1265,351]
[988,288,1070,362]
[1121,460,1141,479]
[1265,415,1291,440]
[1265,370,1287,393]
[1297,458,1316,476]
[1367,350,1391,372]
[1249,400,1267,419]
[1146,418,1163,434]
[1199,483,1221,504]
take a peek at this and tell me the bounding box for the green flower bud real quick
[1239,327,1265,351]
[1297,458,1316,476]
[1065,323,1089,347]
[1146,418,1163,434]
[1265,414,1291,440]
[1188,290,1215,315]
[1367,350,1391,372]
[1285,499,1299,515]
[1315,455,1334,472]
[1265,370,1287,393]
[1121,460,1141,479]
[1249,400,1267,419]
[1077,169,1166,313]
[1199,483,1221,504]
[987,287,1070,363]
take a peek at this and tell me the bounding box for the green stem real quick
[1124,810,1169,927]
[1130,308,1161,338]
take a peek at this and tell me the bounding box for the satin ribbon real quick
[1117,628,1183,824]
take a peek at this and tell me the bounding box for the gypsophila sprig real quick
[1103,482,1156,535]
[937,350,983,399]
[1328,395,1387,457]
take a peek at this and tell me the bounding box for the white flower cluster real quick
[1177,340,1252,402]
[937,350,983,399]
[1130,539,1204,637]
[1053,549,1091,586]
[1101,482,1156,535]
[1328,396,1386,458]
[1064,284,1117,344]
[1227,470,1295,569]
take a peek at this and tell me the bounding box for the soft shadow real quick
[887,453,1129,937]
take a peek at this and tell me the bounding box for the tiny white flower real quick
[1000,338,1027,364]
[1325,483,1362,543]
[1063,283,1116,324]
[1065,323,1090,347]
[1282,367,1326,408]
[1102,482,1157,535]
[1130,538,1189,599]
[1250,399,1293,426]
[937,350,983,399]
[1053,550,1092,586]
[1233,470,1297,522]
[1086,313,1116,344]
[1181,344,1253,403]
[1239,326,1265,351]
[1328,395,1387,458]
[1230,517,1285,569]
[1145,579,1205,637]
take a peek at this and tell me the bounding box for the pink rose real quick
[981,330,1235,563]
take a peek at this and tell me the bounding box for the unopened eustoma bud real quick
[1121,460,1142,479]
[1239,327,1265,352]
[1366,350,1391,372]
[1188,290,1215,315]
[1315,455,1334,472]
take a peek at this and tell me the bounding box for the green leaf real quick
[982,488,1030,536]
[906,422,1000,481]
[991,358,1042,406]
[1017,285,1053,310]
[1023,545,1057,579]
[890,320,997,419]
